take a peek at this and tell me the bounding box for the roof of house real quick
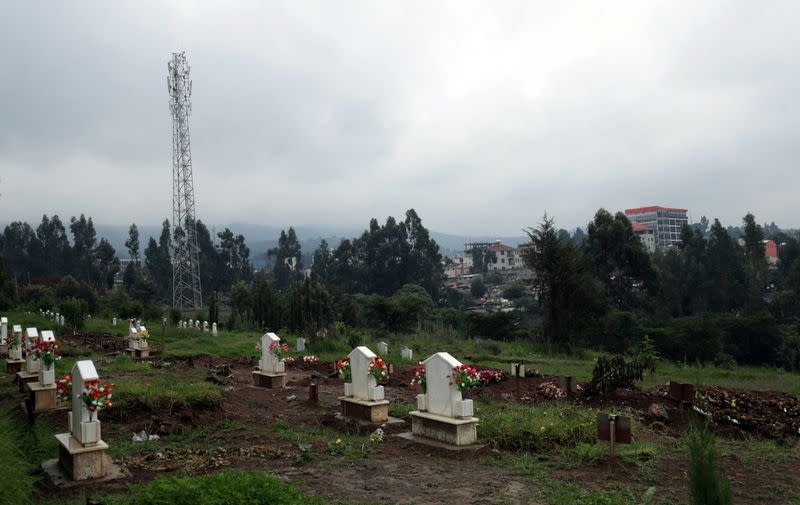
[489,243,514,252]
[625,206,688,214]
[765,239,778,258]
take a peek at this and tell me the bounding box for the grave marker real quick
[6,324,24,373]
[252,332,287,388]
[0,316,7,342]
[53,360,111,481]
[211,322,218,336]
[24,327,41,374]
[401,347,413,360]
[28,330,57,412]
[408,352,480,446]
[377,341,388,355]
[296,337,306,352]
[597,413,631,457]
[339,346,389,423]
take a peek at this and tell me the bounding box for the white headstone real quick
[203,321,209,332]
[377,342,388,355]
[296,337,306,352]
[211,323,218,336]
[71,360,101,445]
[59,314,64,326]
[40,330,55,343]
[0,316,7,342]
[422,352,472,418]
[112,317,117,326]
[12,324,22,336]
[259,332,285,374]
[25,327,41,373]
[401,347,413,360]
[195,320,200,329]
[348,346,384,402]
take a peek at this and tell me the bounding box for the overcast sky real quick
[1,1,797,236]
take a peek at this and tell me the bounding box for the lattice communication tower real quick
[167,51,203,309]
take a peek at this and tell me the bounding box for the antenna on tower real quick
[168,51,203,310]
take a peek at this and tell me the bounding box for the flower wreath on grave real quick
[8,333,21,348]
[302,355,319,363]
[336,357,351,381]
[139,327,149,341]
[33,340,62,370]
[448,364,479,393]
[81,380,116,415]
[368,356,388,381]
[283,357,296,364]
[56,374,72,402]
[269,342,290,360]
[410,362,426,393]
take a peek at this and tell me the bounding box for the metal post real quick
[609,415,617,458]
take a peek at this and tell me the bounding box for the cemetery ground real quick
[1,311,799,505]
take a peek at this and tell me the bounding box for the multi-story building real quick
[488,242,519,271]
[631,222,656,253]
[625,206,688,249]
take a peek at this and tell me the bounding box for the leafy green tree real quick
[60,297,87,331]
[469,246,496,274]
[125,223,140,264]
[470,278,487,299]
[503,283,526,300]
[742,213,767,307]
[69,214,97,281]
[311,239,332,281]
[585,209,657,308]
[0,254,14,310]
[144,219,173,300]
[524,214,605,348]
[94,238,120,289]
[36,214,71,276]
[229,281,252,328]
[268,227,303,291]
[122,262,137,292]
[706,219,746,312]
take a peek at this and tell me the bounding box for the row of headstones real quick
[176,319,218,335]
[39,310,65,326]
[374,341,414,361]
[253,332,477,446]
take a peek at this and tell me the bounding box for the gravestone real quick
[54,360,110,480]
[296,337,306,353]
[203,321,209,332]
[59,314,64,326]
[252,332,287,388]
[112,317,117,327]
[29,330,57,411]
[401,347,413,360]
[0,316,7,342]
[6,324,24,373]
[129,324,149,358]
[408,352,479,446]
[339,346,389,423]
[24,327,41,374]
[377,342,388,355]
[195,320,200,329]
[211,323,218,336]
[510,363,526,377]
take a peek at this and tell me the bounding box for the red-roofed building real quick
[631,222,656,253]
[488,241,525,271]
[625,205,689,249]
[764,240,778,266]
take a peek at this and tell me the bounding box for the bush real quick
[712,352,737,370]
[61,296,88,331]
[686,418,732,505]
[647,317,721,364]
[585,355,646,396]
[106,469,331,505]
[115,379,221,415]
[717,313,781,366]
[169,307,182,325]
[779,334,800,372]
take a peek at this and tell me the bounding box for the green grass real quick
[477,401,596,451]
[115,377,221,414]
[100,469,355,505]
[388,401,414,420]
[0,407,37,505]
[272,418,376,464]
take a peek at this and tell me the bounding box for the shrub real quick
[585,355,646,396]
[779,334,800,372]
[686,418,732,505]
[712,352,737,370]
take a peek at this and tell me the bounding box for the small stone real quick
[647,403,669,423]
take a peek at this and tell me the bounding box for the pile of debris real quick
[122,445,284,474]
[696,386,800,439]
[206,364,234,385]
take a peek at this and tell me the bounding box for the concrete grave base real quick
[6,359,24,374]
[55,433,111,481]
[16,371,38,392]
[396,431,485,451]
[28,382,57,412]
[409,410,479,446]
[128,348,150,359]
[42,453,128,489]
[252,370,287,389]
[339,397,390,424]
[0,344,7,356]
[333,413,406,433]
